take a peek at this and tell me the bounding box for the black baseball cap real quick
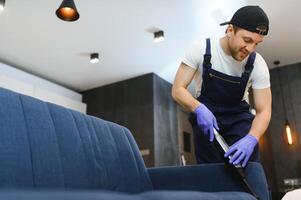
[220,6,269,35]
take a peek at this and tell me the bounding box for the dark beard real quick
[229,46,247,61]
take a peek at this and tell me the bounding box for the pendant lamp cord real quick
[276,67,288,120]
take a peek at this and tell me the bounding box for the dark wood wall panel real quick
[153,74,179,166]
[82,74,155,166]
[82,73,179,167]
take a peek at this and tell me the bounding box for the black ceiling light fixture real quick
[0,0,5,12]
[56,0,80,22]
[154,30,164,43]
[274,60,293,145]
[90,53,99,64]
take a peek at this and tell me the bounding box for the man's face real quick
[227,25,264,61]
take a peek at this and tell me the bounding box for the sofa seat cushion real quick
[0,190,256,200]
[140,191,256,200]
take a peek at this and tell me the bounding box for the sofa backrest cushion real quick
[0,87,152,193]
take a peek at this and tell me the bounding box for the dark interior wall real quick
[263,63,301,198]
[177,107,196,165]
[82,73,179,167]
[82,74,155,166]
[153,74,179,166]
[259,127,278,198]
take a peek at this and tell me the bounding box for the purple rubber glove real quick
[224,134,258,167]
[194,104,219,142]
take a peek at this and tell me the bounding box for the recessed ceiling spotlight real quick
[0,0,5,12]
[56,0,80,22]
[90,53,99,64]
[154,30,164,43]
[273,60,280,66]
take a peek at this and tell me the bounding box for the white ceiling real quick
[0,0,300,91]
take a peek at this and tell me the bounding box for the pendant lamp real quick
[285,120,293,145]
[56,0,80,22]
[275,61,294,145]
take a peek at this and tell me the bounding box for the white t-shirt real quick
[182,38,270,101]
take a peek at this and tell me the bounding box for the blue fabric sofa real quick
[0,87,269,200]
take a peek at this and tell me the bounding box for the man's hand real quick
[224,134,258,167]
[195,104,219,142]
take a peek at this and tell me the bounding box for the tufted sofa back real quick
[0,87,152,193]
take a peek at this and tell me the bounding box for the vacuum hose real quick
[213,128,260,200]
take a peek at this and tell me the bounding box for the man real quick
[172,6,272,167]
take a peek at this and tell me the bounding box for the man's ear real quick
[226,24,234,37]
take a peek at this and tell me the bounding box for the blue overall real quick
[189,38,259,164]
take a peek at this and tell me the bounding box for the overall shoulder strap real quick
[203,38,212,69]
[242,52,256,80]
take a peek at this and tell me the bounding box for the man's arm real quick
[172,62,219,141]
[249,87,272,140]
[171,62,200,112]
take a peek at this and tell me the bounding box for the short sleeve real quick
[251,53,270,89]
[181,40,205,70]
